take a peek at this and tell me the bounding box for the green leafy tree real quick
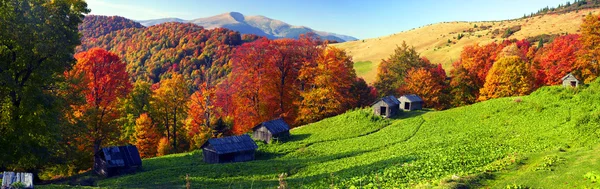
[0,0,89,170]
[373,41,426,97]
[118,80,153,143]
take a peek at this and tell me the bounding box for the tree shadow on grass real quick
[94,149,405,188]
[178,155,419,189]
[390,109,428,120]
[285,133,311,143]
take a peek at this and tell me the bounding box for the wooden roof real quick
[96,145,142,168]
[561,73,578,81]
[371,95,400,106]
[399,94,423,102]
[202,134,258,154]
[252,118,290,134]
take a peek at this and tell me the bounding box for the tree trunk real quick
[165,107,170,143]
[172,108,177,152]
[93,138,102,155]
[280,74,285,116]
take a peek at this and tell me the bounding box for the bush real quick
[502,25,522,38]
[584,171,600,183]
[157,137,172,156]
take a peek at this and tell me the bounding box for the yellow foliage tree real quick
[575,14,600,83]
[150,73,190,153]
[134,113,159,158]
[478,54,535,101]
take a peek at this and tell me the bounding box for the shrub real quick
[157,137,172,156]
[584,171,600,183]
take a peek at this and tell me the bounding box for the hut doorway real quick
[404,102,411,110]
[380,107,387,116]
[571,81,577,87]
[221,153,234,163]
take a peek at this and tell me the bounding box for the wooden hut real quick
[561,73,579,87]
[252,118,291,143]
[371,95,400,118]
[94,145,142,177]
[399,94,423,111]
[2,172,33,189]
[201,134,258,164]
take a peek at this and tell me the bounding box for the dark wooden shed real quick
[399,94,424,111]
[371,95,400,118]
[252,118,291,143]
[201,134,258,164]
[94,145,142,177]
[561,73,579,87]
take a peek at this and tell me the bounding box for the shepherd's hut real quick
[399,94,424,111]
[562,73,579,87]
[252,118,290,143]
[371,96,400,118]
[94,145,142,177]
[201,134,258,164]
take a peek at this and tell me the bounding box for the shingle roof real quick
[253,118,290,134]
[203,134,258,154]
[98,145,142,168]
[399,94,423,102]
[561,73,578,81]
[371,95,399,106]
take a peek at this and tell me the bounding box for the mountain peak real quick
[227,12,245,22]
[136,12,357,42]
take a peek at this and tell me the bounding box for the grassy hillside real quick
[39,80,600,188]
[334,8,600,83]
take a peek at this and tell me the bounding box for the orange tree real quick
[134,113,159,158]
[296,46,356,124]
[575,14,600,83]
[402,64,449,110]
[66,48,132,154]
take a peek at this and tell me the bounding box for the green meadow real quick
[41,80,600,188]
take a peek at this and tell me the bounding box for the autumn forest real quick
[3,0,600,185]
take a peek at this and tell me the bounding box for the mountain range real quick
[138,12,357,42]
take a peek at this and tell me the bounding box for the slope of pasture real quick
[41,80,600,188]
[334,8,600,83]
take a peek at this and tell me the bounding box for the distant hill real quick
[78,22,243,85]
[79,15,144,39]
[333,7,600,83]
[137,18,185,27]
[138,12,358,42]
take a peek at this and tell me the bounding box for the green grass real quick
[353,61,373,76]
[40,80,600,188]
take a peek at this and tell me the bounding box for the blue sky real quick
[87,0,568,39]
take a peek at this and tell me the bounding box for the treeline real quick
[78,15,144,40]
[524,0,600,18]
[374,14,600,109]
[0,2,375,179]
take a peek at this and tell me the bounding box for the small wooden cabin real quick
[561,73,579,87]
[252,118,291,143]
[2,172,34,189]
[201,134,258,164]
[94,145,142,177]
[399,94,423,111]
[371,95,400,118]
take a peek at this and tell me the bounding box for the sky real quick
[87,0,568,39]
